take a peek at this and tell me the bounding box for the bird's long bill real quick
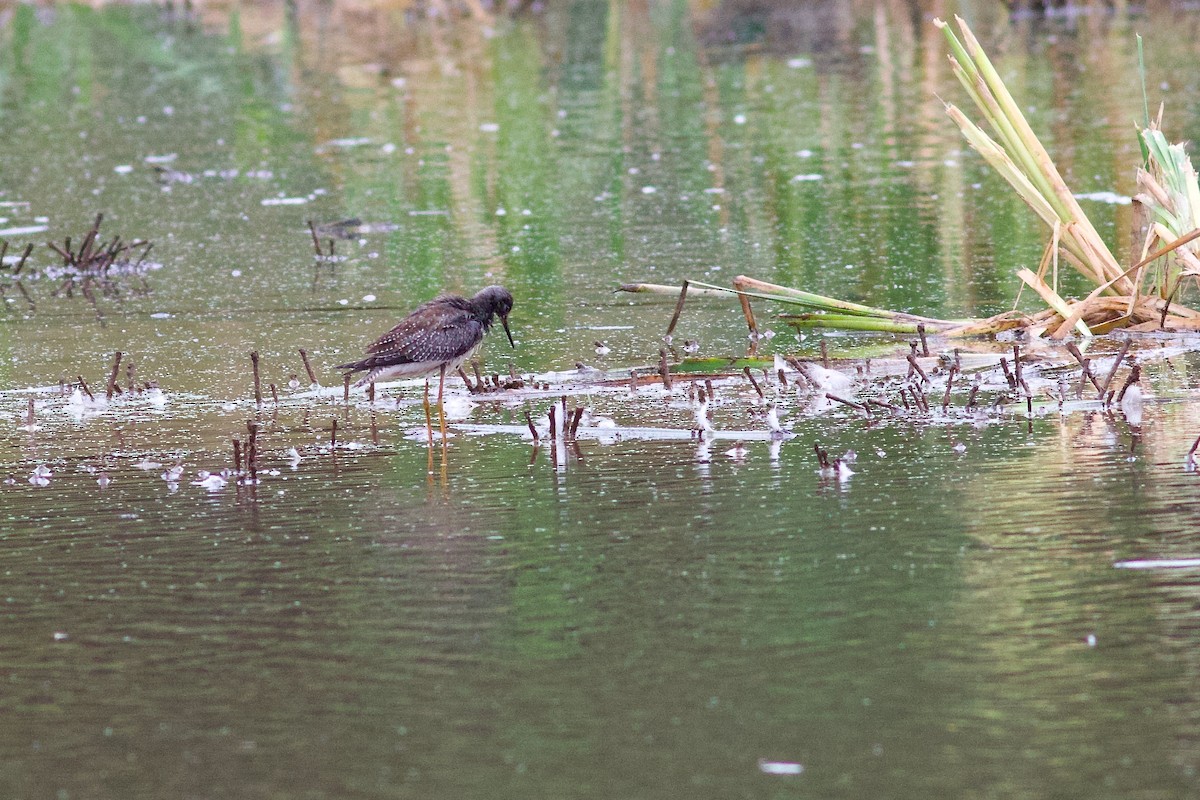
[501,314,516,348]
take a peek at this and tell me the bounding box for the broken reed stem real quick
[820,339,829,369]
[868,397,898,411]
[569,407,585,439]
[942,367,958,409]
[343,374,351,403]
[106,351,123,400]
[524,410,540,443]
[737,290,758,336]
[659,350,673,389]
[299,349,318,385]
[250,351,263,406]
[1117,364,1141,403]
[1065,342,1103,393]
[1000,357,1016,389]
[1012,345,1022,388]
[705,379,716,401]
[330,418,338,448]
[126,361,136,393]
[906,354,930,384]
[1099,340,1131,401]
[918,324,930,357]
[743,366,764,398]
[966,383,980,409]
[13,243,32,275]
[826,392,867,413]
[26,397,35,426]
[665,280,690,338]
[78,375,95,402]
[306,220,323,256]
[1188,434,1200,462]
[548,404,557,443]
[271,383,279,405]
[233,438,242,474]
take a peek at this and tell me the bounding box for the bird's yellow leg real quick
[423,378,434,443]
[438,364,448,454]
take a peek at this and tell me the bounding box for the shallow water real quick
[2,2,1200,798]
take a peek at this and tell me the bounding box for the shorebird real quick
[337,285,515,442]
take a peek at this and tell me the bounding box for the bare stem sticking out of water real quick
[1012,344,1023,388]
[26,397,35,427]
[1117,363,1141,403]
[548,404,557,445]
[665,280,690,339]
[743,366,764,398]
[918,323,930,357]
[250,351,262,406]
[271,383,279,405]
[78,375,95,402]
[942,366,958,409]
[306,220,322,256]
[569,407,584,439]
[126,360,136,393]
[1065,342,1103,394]
[233,438,242,474]
[705,379,716,401]
[343,374,351,404]
[524,410,539,444]
[826,392,868,415]
[106,351,123,400]
[658,350,673,389]
[299,349,318,385]
[1099,340,1131,401]
[820,339,829,369]
[907,354,930,384]
[330,418,338,448]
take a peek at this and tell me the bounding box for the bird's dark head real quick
[473,285,515,348]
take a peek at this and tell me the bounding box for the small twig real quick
[906,354,930,384]
[743,366,764,398]
[825,392,866,413]
[1117,363,1141,403]
[343,373,351,403]
[299,348,318,385]
[1098,340,1131,402]
[658,349,673,389]
[999,357,1017,389]
[13,243,33,276]
[105,351,123,400]
[1012,344,1022,389]
[548,404,557,443]
[77,375,95,402]
[306,220,323,256]
[1065,342,1103,394]
[524,410,539,444]
[569,407,585,439]
[250,351,262,406]
[918,323,930,357]
[330,418,338,448]
[665,280,689,339]
[867,397,898,411]
[737,290,758,337]
[233,438,242,474]
[941,366,957,409]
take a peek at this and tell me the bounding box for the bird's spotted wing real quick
[365,307,483,365]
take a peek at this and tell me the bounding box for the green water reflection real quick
[2,2,1200,798]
